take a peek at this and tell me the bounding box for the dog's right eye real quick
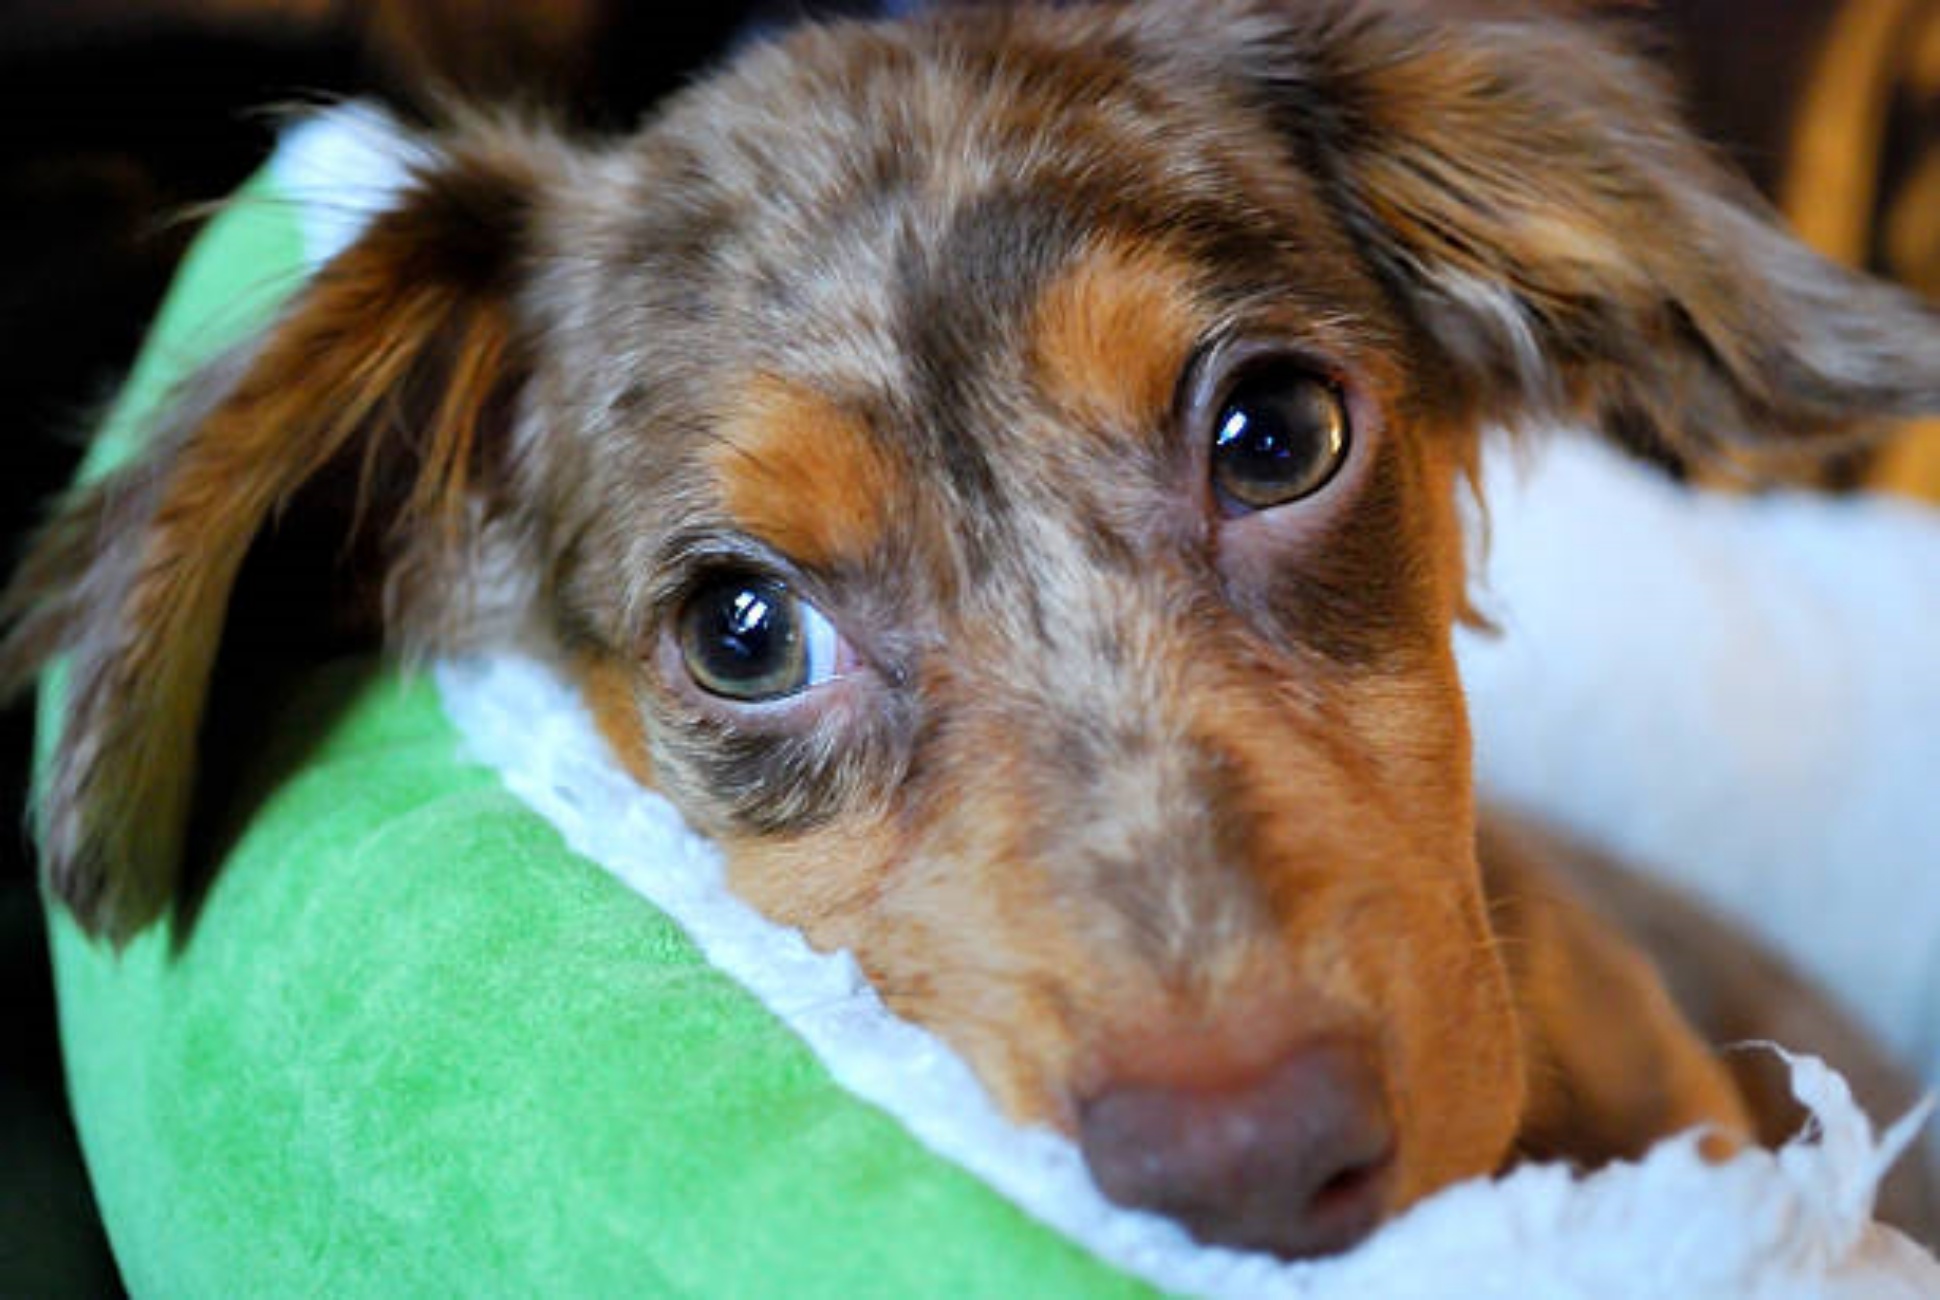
[1209,362,1351,513]
[676,573,842,702]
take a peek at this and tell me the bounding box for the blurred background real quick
[0,1,1934,1292]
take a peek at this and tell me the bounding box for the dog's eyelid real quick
[651,527,786,582]
[1176,333,1355,431]
[1173,332,1237,435]
[644,530,812,619]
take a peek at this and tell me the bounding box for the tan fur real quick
[5,0,1937,1256]
[1030,241,1206,435]
[1480,821,1754,1165]
[708,377,904,573]
[578,654,656,785]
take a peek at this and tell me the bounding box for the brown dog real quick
[5,0,1937,1261]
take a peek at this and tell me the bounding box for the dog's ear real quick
[1241,1,1940,462]
[0,122,555,942]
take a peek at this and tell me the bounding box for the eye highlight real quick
[1210,362,1350,512]
[677,572,841,702]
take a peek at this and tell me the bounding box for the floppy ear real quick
[0,122,554,943]
[1246,1,1940,462]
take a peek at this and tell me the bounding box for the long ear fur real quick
[0,121,553,942]
[1241,0,1940,462]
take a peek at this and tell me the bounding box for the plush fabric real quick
[436,648,1939,1300]
[54,667,1135,1298]
[45,105,1940,1297]
[1457,437,1940,1089]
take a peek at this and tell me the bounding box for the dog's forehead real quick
[628,15,1270,360]
[542,7,1394,608]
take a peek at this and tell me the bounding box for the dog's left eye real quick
[1210,363,1351,511]
[677,574,841,701]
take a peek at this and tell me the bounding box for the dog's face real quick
[7,0,1937,1262]
[547,12,1517,1244]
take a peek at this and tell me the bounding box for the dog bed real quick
[44,106,1940,1297]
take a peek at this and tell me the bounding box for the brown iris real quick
[1210,363,1350,511]
[678,573,812,701]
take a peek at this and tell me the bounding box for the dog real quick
[5,0,1938,1262]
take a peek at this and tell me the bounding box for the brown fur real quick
[707,377,904,574]
[1030,240,1207,433]
[5,0,1937,1257]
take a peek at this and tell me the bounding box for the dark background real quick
[0,1,1932,1292]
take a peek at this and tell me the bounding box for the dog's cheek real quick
[1338,651,1477,854]
[717,821,900,959]
[720,818,1086,1128]
[1243,657,1519,1203]
[1354,697,1524,1200]
[1258,840,1521,1205]
[577,654,656,786]
[1370,877,1525,1207]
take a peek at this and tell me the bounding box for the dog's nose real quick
[1077,1036,1395,1259]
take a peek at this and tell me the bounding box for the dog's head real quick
[8,0,1937,1260]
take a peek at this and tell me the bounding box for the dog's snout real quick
[1077,1036,1395,1260]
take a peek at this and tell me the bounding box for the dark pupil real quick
[682,577,802,698]
[1212,368,1348,509]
